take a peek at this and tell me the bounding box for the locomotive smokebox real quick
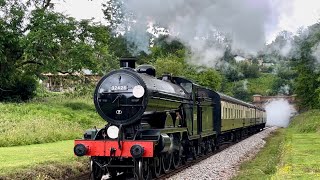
[120,57,137,69]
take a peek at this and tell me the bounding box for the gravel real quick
[167,126,278,180]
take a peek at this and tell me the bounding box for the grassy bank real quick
[0,95,104,147]
[273,110,320,179]
[234,109,320,179]
[233,129,285,180]
[0,140,89,179]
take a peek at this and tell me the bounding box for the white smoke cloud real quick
[120,0,291,66]
[265,99,296,127]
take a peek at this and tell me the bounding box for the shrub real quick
[0,74,37,102]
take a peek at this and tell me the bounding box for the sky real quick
[54,0,320,44]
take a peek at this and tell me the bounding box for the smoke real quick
[265,99,296,127]
[278,84,290,95]
[279,39,294,57]
[120,0,289,66]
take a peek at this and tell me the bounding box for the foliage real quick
[0,0,121,101]
[291,23,320,109]
[232,81,250,102]
[153,55,185,77]
[0,0,33,101]
[195,68,222,91]
[102,0,125,33]
[238,61,260,79]
[247,73,278,96]
[150,36,186,60]
[24,12,118,74]
[288,109,320,133]
[222,65,244,82]
[65,83,96,98]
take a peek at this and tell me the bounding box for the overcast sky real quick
[54,0,320,43]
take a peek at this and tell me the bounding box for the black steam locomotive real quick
[74,58,266,180]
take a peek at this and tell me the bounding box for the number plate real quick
[111,85,128,91]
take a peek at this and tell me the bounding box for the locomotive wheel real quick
[192,146,197,160]
[108,168,117,178]
[136,158,151,180]
[172,149,180,169]
[210,139,216,152]
[91,159,104,180]
[152,155,161,178]
[204,140,211,154]
[161,152,172,173]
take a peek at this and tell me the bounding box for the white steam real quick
[265,99,296,127]
[120,0,289,66]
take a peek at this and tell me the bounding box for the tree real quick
[0,0,118,101]
[195,68,222,91]
[238,62,260,79]
[154,55,185,77]
[232,81,250,102]
[291,23,320,109]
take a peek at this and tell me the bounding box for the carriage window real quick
[224,108,227,119]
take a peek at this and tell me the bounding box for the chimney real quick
[120,57,137,69]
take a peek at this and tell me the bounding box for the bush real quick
[65,83,96,98]
[0,74,37,102]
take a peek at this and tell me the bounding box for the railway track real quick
[69,127,270,180]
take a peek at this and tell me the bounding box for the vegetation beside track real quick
[0,140,89,179]
[0,94,104,147]
[272,110,320,179]
[234,109,320,179]
[233,129,285,180]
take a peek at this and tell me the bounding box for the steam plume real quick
[265,99,296,127]
[120,0,290,66]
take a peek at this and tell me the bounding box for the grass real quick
[0,140,89,179]
[272,109,320,179]
[234,109,320,180]
[273,133,320,179]
[288,109,320,133]
[0,95,104,147]
[233,129,285,180]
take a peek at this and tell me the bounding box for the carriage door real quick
[194,87,202,135]
[197,98,202,135]
[191,86,198,135]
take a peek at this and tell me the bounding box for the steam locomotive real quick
[74,57,266,180]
